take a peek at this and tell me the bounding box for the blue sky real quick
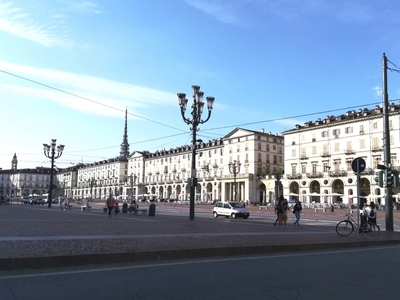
[1,0,400,169]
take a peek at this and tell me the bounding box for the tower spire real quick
[11,153,18,170]
[119,108,130,157]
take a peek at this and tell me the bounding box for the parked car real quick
[30,197,45,205]
[213,201,250,219]
[22,196,30,204]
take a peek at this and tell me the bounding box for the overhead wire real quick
[2,67,400,160]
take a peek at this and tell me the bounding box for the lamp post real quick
[43,139,64,208]
[129,174,136,202]
[178,85,215,220]
[89,177,96,200]
[228,160,241,201]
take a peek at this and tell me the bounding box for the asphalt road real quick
[1,244,399,300]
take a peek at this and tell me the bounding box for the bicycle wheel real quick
[336,220,354,237]
[361,222,380,240]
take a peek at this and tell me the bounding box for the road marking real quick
[2,244,399,280]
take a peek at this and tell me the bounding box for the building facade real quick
[280,104,400,205]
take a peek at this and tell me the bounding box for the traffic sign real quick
[351,157,366,174]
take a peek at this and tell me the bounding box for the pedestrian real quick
[114,201,120,217]
[277,196,287,226]
[274,195,283,226]
[293,199,302,226]
[106,194,115,217]
[281,198,289,226]
[64,196,69,210]
[58,196,64,210]
[365,201,377,225]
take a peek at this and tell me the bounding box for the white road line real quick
[2,244,399,280]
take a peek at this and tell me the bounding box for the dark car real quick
[30,197,45,205]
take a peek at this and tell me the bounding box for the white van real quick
[213,201,250,219]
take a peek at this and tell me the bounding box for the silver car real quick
[213,201,250,219]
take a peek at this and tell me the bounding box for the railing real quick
[286,174,302,179]
[306,172,323,178]
[328,170,347,177]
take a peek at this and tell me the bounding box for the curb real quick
[1,239,399,271]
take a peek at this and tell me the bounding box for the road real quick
[1,245,399,300]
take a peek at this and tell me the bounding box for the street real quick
[0,245,399,300]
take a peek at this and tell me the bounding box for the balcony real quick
[344,149,356,155]
[372,147,382,152]
[320,152,330,158]
[300,155,308,160]
[361,168,375,175]
[306,172,323,178]
[286,174,302,180]
[328,170,347,177]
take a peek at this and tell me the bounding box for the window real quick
[360,139,365,148]
[301,164,306,174]
[312,163,317,174]
[334,142,339,152]
[373,137,380,149]
[312,146,316,154]
[291,149,296,157]
[291,165,296,175]
[345,127,353,134]
[373,122,378,130]
[321,131,328,138]
[360,125,364,134]
[332,129,340,136]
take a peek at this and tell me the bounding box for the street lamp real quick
[89,177,96,200]
[228,160,241,201]
[43,139,64,208]
[178,85,215,220]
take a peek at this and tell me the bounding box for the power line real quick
[0,68,185,133]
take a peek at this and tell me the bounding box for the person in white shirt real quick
[64,196,69,210]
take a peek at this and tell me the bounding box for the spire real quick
[119,108,130,158]
[11,153,18,170]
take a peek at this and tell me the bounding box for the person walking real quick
[282,198,289,226]
[64,196,69,210]
[365,201,377,225]
[274,195,283,226]
[114,201,120,217]
[293,199,302,226]
[277,196,287,226]
[58,196,64,210]
[106,194,115,217]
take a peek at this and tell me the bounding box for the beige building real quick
[280,103,400,205]
[127,128,284,204]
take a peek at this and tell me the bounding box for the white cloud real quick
[0,1,76,47]
[374,86,382,97]
[0,61,176,118]
[183,0,239,24]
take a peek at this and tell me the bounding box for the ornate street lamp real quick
[228,160,241,201]
[43,139,64,208]
[178,85,215,220]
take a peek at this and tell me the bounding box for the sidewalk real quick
[1,203,400,271]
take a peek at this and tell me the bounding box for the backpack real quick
[369,208,375,218]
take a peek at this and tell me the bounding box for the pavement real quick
[1,202,400,271]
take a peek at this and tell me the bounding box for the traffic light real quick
[378,171,384,188]
[386,169,393,187]
[393,170,400,188]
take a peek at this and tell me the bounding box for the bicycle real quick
[336,210,380,240]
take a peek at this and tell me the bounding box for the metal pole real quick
[190,123,197,220]
[356,159,360,238]
[48,149,55,208]
[383,53,394,231]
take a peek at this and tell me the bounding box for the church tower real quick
[119,109,130,158]
[11,153,18,170]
